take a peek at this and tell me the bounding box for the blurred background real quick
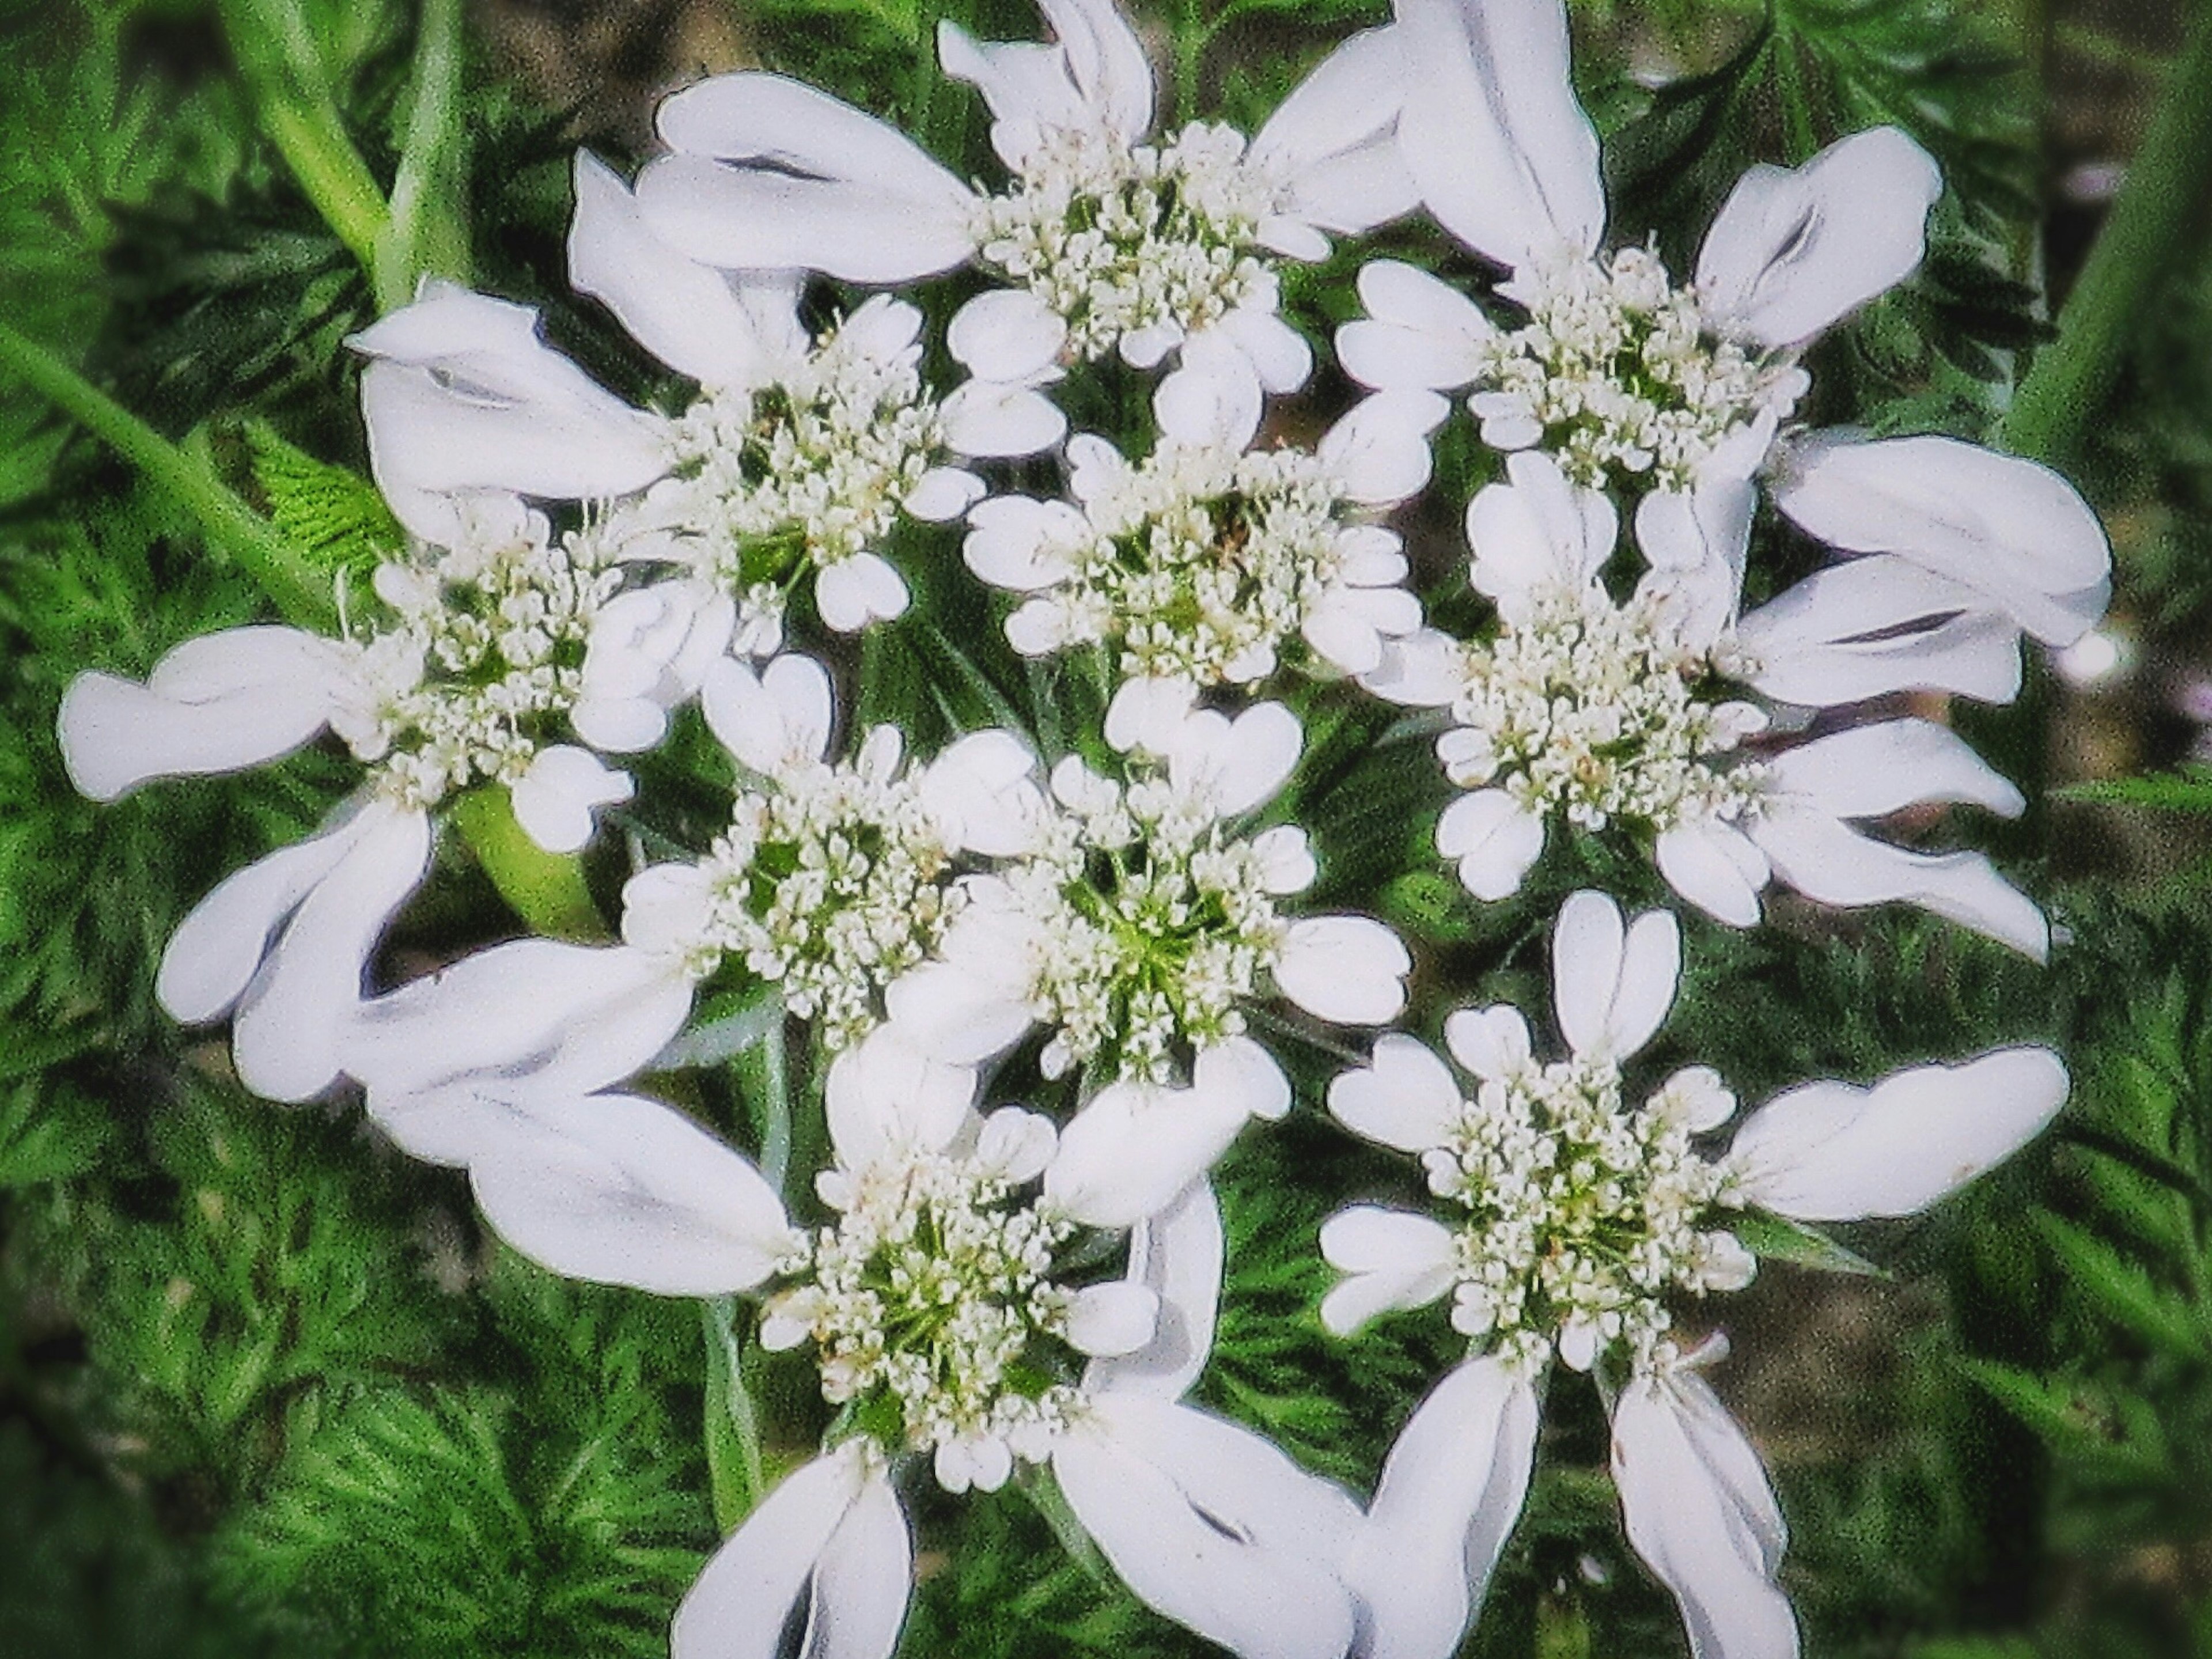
[4,1,2212,1655]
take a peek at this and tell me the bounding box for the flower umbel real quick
[1018,757,1293,1084]
[1422,1045,1748,1373]
[764,1129,1082,1482]
[1471,248,1805,492]
[975,123,1278,365]
[1444,586,1767,839]
[639,301,953,632]
[348,502,620,810]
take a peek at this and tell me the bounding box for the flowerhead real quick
[1321,888,2069,1658]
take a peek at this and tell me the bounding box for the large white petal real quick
[920,729,1046,857]
[1044,1078,1249,1231]
[1766,719,2025,824]
[569,151,804,389]
[1611,1370,1797,1659]
[154,809,372,1027]
[635,149,974,285]
[815,554,910,633]
[1435,789,1544,900]
[1317,1206,1457,1335]
[1085,1176,1224,1400]
[801,1462,912,1659]
[1328,1032,1461,1153]
[346,940,695,1116]
[1193,1035,1293,1122]
[1729,1047,2067,1221]
[1633,482,1755,654]
[1655,819,1770,929]
[1361,628,1467,709]
[1277,916,1411,1024]
[59,629,353,802]
[507,745,633,855]
[1468,451,1616,618]
[1738,557,2024,708]
[948,287,1068,382]
[880,957,1037,1067]
[1025,0,1154,143]
[353,285,668,500]
[1551,890,1679,1064]
[1350,1355,1540,1659]
[1167,700,1302,819]
[672,1448,874,1659]
[1393,0,1604,269]
[961,496,1085,592]
[465,1091,791,1295]
[224,801,434,1103]
[646,74,974,277]
[824,1022,978,1168]
[936,20,1090,168]
[1696,127,1942,350]
[1056,1397,1359,1659]
[940,377,1069,458]
[1772,432,2112,647]
[1250,25,1418,235]
[1748,807,2048,961]
[704,653,835,775]
[1154,339,1264,452]
[1337,260,1493,392]
[1317,390,1449,506]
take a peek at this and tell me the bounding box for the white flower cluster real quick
[976,123,1277,365]
[1014,756,1290,1084]
[643,309,948,625]
[344,507,618,810]
[1469,248,1804,491]
[678,737,959,1049]
[1014,442,1354,684]
[763,1138,1081,1478]
[1444,587,1767,837]
[1425,1051,1749,1374]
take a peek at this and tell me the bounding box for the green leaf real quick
[2059,769,2212,813]
[2033,1211,2208,1361]
[1736,1210,1889,1278]
[245,419,402,577]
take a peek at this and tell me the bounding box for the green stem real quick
[701,1298,768,1535]
[734,1016,792,1191]
[446,786,608,942]
[2003,2,2212,466]
[376,0,472,310]
[218,0,391,273]
[1173,2,1206,127]
[0,320,332,628]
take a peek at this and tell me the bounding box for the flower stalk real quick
[2003,1,2212,467]
[0,319,333,629]
[375,0,473,311]
[216,0,391,274]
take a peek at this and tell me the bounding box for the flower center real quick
[1018,775,1285,1084]
[976,123,1277,362]
[1447,590,1767,836]
[1427,1057,1747,1372]
[1474,248,1803,491]
[766,1149,1081,1463]
[1026,444,1351,686]
[348,511,617,810]
[684,749,957,1050]
[652,320,945,604]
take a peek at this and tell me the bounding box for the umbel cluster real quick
[58,1,2107,1656]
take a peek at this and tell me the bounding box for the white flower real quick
[53,489,661,1101]
[626,0,1417,416]
[341,655,1048,1137]
[351,166,1052,654]
[1323,889,2070,1659]
[1342,0,2109,649]
[968,345,1440,692]
[1392,450,2051,957]
[885,692,1408,1198]
[391,1048,1361,1659]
